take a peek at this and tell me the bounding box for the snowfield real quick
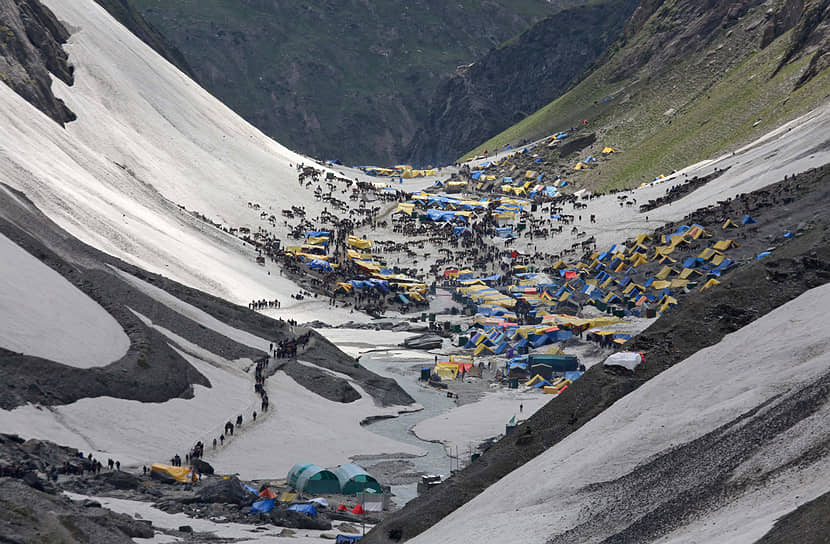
[0,232,129,367]
[411,282,830,544]
[412,388,551,457]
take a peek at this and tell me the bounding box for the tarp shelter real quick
[348,235,372,250]
[309,497,329,508]
[151,463,195,482]
[335,464,382,495]
[287,463,340,494]
[603,352,644,371]
[287,504,318,517]
[249,499,276,514]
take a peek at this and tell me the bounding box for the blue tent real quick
[503,177,513,183]
[742,215,757,225]
[397,293,410,304]
[534,158,545,163]
[305,231,330,238]
[287,504,318,517]
[471,171,483,180]
[309,259,332,272]
[249,499,276,514]
[336,535,363,543]
[531,379,552,389]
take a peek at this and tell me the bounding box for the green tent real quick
[286,463,340,494]
[335,464,382,495]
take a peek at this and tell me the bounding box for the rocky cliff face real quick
[405,0,639,166]
[0,0,74,124]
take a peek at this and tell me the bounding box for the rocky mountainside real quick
[0,182,413,411]
[125,0,585,165]
[0,0,74,124]
[405,0,640,166]
[467,0,830,188]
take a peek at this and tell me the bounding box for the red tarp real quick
[351,504,365,515]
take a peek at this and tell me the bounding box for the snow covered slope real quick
[0,232,128,367]
[410,283,830,544]
[0,0,356,310]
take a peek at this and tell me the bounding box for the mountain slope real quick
[465,0,830,189]
[126,0,581,165]
[92,0,196,81]
[405,0,639,166]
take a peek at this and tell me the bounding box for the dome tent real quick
[335,464,382,495]
[286,463,340,494]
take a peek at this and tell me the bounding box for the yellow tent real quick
[574,163,588,170]
[656,266,677,280]
[601,147,617,154]
[151,463,195,482]
[434,363,459,380]
[394,203,415,215]
[722,219,739,229]
[307,236,329,246]
[546,346,565,355]
[679,268,703,279]
[629,253,648,267]
[700,278,721,291]
[713,239,739,251]
[526,374,546,387]
[348,235,373,250]
[279,492,298,503]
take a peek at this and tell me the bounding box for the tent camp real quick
[335,464,382,495]
[287,463,341,494]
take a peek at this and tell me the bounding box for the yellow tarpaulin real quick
[279,492,298,503]
[348,235,372,249]
[151,463,195,482]
[394,203,415,215]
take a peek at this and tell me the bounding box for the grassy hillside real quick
[128,0,585,165]
[465,0,830,189]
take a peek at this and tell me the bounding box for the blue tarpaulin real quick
[249,499,276,514]
[287,504,318,517]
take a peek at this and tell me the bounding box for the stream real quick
[359,350,455,506]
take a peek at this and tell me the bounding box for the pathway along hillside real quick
[364,164,830,543]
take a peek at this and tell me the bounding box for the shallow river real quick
[359,351,455,506]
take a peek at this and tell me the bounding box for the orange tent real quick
[352,504,365,515]
[337,504,348,511]
[258,488,277,499]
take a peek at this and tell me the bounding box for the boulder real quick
[196,475,247,504]
[268,508,332,530]
[96,470,140,490]
[192,458,214,475]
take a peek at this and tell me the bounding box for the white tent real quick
[603,352,644,371]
